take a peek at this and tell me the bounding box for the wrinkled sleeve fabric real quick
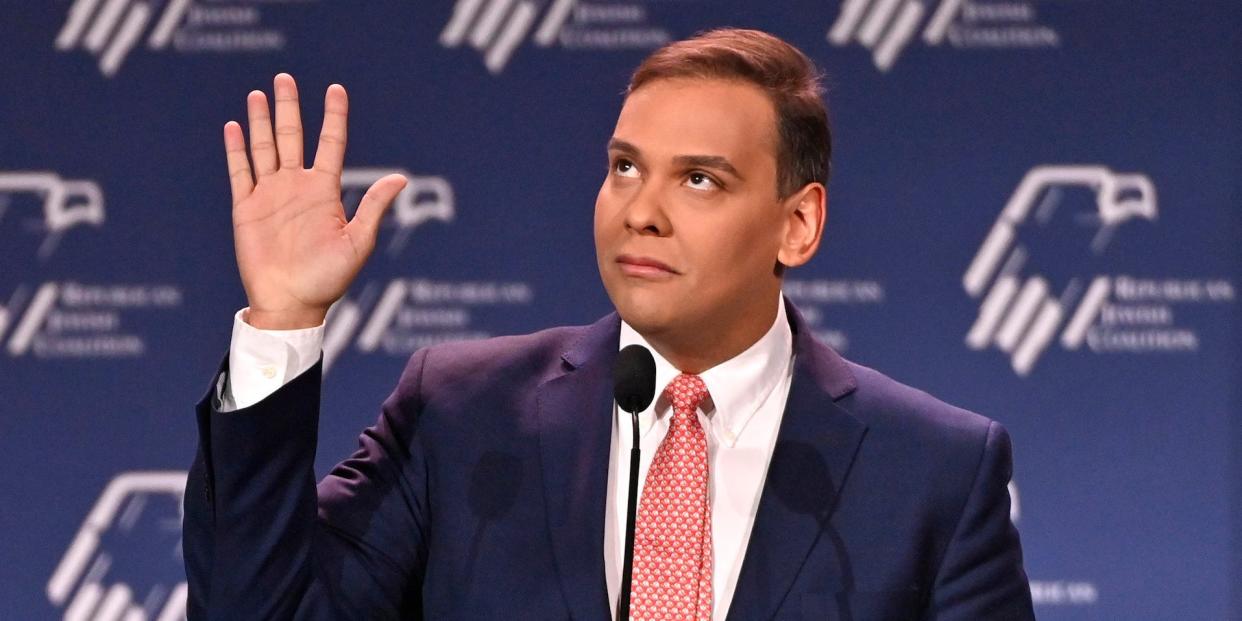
[184,347,433,620]
[929,421,1036,620]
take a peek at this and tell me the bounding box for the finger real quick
[223,121,254,205]
[345,174,407,248]
[273,73,304,169]
[312,84,348,176]
[246,90,277,177]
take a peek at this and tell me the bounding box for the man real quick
[186,28,1035,620]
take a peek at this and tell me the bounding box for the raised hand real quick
[223,73,406,329]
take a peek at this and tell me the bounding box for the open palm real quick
[223,73,406,329]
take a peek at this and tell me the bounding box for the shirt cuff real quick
[218,307,325,412]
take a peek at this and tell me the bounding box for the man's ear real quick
[776,182,826,269]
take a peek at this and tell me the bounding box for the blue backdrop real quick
[1,1,1239,619]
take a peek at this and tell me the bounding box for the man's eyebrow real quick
[606,138,640,155]
[607,138,744,180]
[672,154,742,180]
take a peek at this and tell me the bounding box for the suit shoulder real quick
[835,360,1014,530]
[396,322,593,400]
[839,360,998,451]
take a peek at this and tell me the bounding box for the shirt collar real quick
[618,294,793,447]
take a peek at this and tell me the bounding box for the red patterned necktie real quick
[629,373,713,620]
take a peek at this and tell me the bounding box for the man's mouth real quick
[616,255,679,278]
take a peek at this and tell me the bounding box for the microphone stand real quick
[618,407,641,621]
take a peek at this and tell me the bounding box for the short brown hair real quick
[628,28,831,197]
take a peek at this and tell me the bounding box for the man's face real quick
[594,77,788,345]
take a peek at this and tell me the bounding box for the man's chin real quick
[604,278,703,334]
[612,298,682,338]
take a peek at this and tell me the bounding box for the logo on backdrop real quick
[56,0,311,77]
[782,278,887,355]
[47,471,187,621]
[828,0,1061,72]
[0,172,104,260]
[440,0,674,74]
[963,165,1236,376]
[1007,480,1019,523]
[341,168,456,257]
[0,171,185,360]
[322,170,540,373]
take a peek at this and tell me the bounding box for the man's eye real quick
[685,172,718,191]
[614,159,639,178]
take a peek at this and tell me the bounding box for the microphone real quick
[614,344,657,413]
[612,344,656,621]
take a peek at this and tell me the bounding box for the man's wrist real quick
[244,307,328,330]
[226,307,326,411]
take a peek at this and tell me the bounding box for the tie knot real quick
[663,373,709,419]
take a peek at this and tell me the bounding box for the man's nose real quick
[623,181,671,236]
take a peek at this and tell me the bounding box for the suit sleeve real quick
[184,348,433,620]
[928,421,1036,620]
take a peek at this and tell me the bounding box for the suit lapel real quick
[726,300,868,620]
[536,314,620,621]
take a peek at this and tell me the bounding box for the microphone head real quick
[613,344,657,414]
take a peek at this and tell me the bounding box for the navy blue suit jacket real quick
[185,300,1035,620]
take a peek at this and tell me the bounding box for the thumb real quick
[345,173,407,247]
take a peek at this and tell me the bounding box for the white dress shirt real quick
[221,297,795,620]
[606,298,793,619]
[218,308,324,412]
